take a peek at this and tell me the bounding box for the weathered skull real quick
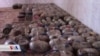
[92,41,100,50]
[47,29,61,37]
[49,37,67,51]
[86,36,96,43]
[18,38,29,50]
[78,48,99,56]
[29,40,50,53]
[72,42,92,49]
[2,24,12,35]
[37,35,50,42]
[60,51,73,56]
[64,16,71,22]
[67,36,85,43]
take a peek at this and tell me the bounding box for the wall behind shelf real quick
[54,0,100,34]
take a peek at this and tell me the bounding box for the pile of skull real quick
[0,4,100,56]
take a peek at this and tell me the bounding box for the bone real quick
[86,36,96,44]
[2,24,12,35]
[49,37,67,51]
[78,48,99,56]
[92,41,100,49]
[29,40,50,53]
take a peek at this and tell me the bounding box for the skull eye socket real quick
[52,36,58,39]
[14,31,22,36]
